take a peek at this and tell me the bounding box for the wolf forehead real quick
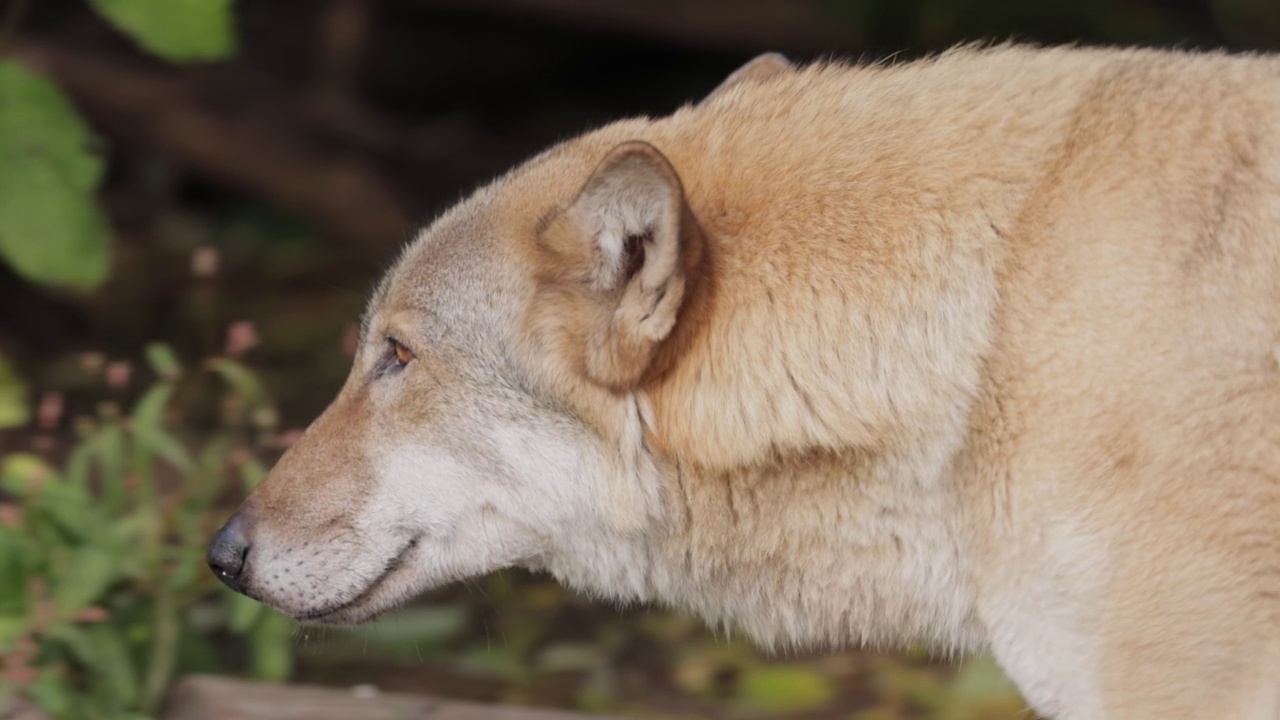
[359,200,527,349]
[358,136,630,348]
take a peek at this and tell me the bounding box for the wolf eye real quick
[388,338,414,367]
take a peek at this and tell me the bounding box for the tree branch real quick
[7,39,417,261]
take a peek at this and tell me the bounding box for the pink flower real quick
[225,321,258,358]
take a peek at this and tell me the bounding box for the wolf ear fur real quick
[701,52,793,104]
[541,141,692,389]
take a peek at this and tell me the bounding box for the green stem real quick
[141,582,178,713]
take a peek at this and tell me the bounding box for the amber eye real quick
[391,339,414,366]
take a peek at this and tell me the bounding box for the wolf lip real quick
[293,535,420,623]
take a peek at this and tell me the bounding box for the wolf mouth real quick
[293,535,420,623]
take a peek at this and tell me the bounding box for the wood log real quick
[162,675,616,720]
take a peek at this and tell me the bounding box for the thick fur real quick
[216,46,1280,719]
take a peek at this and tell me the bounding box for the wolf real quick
[208,46,1280,718]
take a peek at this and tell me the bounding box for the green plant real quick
[0,345,293,719]
[0,352,28,430]
[0,0,237,292]
[0,0,240,458]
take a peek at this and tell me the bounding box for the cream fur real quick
[221,45,1280,719]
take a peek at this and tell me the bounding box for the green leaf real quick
[88,0,237,62]
[248,611,294,681]
[130,383,193,473]
[4,454,103,543]
[64,439,95,492]
[0,62,110,290]
[325,605,468,662]
[0,351,28,429]
[142,430,194,475]
[226,590,264,634]
[941,656,1026,720]
[165,552,202,596]
[143,342,183,380]
[205,358,268,411]
[52,546,120,618]
[43,622,96,668]
[130,383,173,437]
[93,421,128,512]
[0,527,28,616]
[175,622,222,675]
[140,585,179,712]
[181,439,232,539]
[35,482,99,542]
[26,669,77,718]
[457,644,526,682]
[107,514,148,559]
[737,665,835,714]
[947,656,1020,701]
[240,456,267,491]
[353,605,468,646]
[0,453,54,498]
[537,642,604,673]
[0,616,24,648]
[45,622,138,711]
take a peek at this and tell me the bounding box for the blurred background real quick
[1,1,1278,718]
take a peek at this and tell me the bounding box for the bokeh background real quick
[2,1,1279,718]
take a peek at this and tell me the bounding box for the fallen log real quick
[162,675,616,720]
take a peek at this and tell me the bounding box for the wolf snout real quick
[207,511,254,593]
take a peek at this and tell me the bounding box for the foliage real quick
[0,352,27,430]
[0,0,236,292]
[0,19,246,711]
[295,569,1027,718]
[87,0,237,62]
[0,346,292,719]
[0,63,110,291]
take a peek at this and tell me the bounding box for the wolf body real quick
[208,46,1280,718]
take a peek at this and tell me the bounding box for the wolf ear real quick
[544,141,692,390]
[701,52,792,104]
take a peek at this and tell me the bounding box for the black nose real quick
[207,512,252,592]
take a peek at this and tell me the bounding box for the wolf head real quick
[206,132,715,622]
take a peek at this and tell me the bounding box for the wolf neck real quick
[644,168,1006,465]
[622,134,1013,653]
[545,50,1095,649]
[606,191,1007,650]
[650,441,987,652]
[635,238,1003,648]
